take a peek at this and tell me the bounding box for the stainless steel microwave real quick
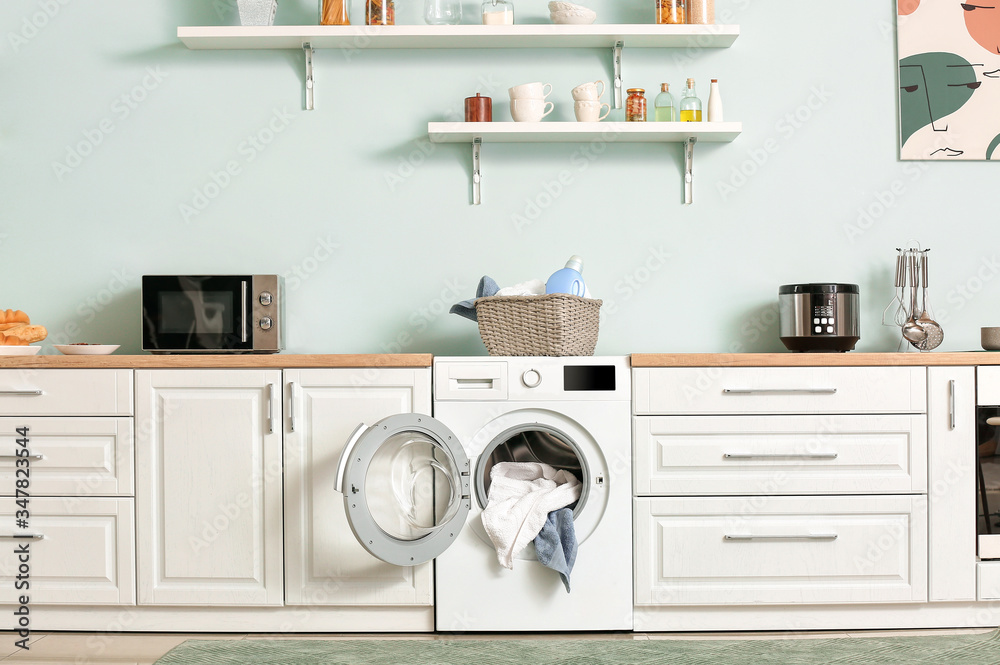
[142,275,284,354]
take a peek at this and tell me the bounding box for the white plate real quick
[54,345,120,355]
[0,346,41,356]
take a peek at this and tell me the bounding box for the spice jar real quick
[366,0,395,25]
[626,88,647,122]
[655,0,685,25]
[687,0,714,24]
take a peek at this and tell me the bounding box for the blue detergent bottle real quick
[545,255,586,296]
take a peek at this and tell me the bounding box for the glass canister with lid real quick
[626,88,647,122]
[482,0,514,24]
[655,0,685,24]
[366,0,395,25]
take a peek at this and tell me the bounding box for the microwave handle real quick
[241,280,248,344]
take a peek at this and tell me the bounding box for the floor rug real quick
[156,630,1000,665]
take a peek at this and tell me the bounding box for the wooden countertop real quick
[0,354,433,369]
[630,352,1000,367]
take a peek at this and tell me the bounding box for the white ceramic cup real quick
[511,98,555,122]
[574,100,611,122]
[509,82,553,100]
[571,80,605,101]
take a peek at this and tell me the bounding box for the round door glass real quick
[364,431,463,542]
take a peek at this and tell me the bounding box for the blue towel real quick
[448,276,500,322]
[533,507,577,593]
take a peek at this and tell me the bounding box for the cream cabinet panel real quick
[979,563,1000,600]
[0,418,134,497]
[927,367,977,601]
[136,370,283,606]
[633,367,927,415]
[283,368,433,606]
[635,495,928,606]
[634,414,927,496]
[0,497,135,605]
[0,370,133,417]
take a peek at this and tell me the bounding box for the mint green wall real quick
[1,1,994,355]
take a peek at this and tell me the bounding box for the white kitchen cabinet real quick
[634,495,928,606]
[135,370,283,606]
[0,497,135,605]
[979,562,1000,600]
[283,368,433,606]
[926,367,977,601]
[0,369,132,417]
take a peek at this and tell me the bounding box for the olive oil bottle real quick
[679,78,703,122]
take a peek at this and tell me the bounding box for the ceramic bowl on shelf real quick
[548,0,590,11]
[551,10,597,24]
[54,344,120,355]
[983,327,1000,350]
[0,346,41,356]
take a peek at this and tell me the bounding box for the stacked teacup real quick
[509,82,555,122]
[572,80,610,122]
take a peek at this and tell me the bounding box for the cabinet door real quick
[136,370,283,606]
[283,368,433,606]
[927,366,977,601]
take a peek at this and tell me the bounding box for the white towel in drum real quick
[481,462,581,570]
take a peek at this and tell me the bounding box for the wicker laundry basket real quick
[474,294,602,356]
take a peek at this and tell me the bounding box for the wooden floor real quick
[0,628,994,663]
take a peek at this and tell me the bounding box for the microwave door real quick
[142,276,253,352]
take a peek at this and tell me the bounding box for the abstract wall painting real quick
[897,0,1000,160]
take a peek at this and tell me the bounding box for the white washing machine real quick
[334,356,633,632]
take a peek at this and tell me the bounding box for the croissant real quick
[0,309,30,332]
[0,325,47,344]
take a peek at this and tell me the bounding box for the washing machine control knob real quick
[522,369,542,388]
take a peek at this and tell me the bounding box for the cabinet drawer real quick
[0,418,134,496]
[634,415,927,495]
[0,370,133,416]
[633,367,926,415]
[977,366,1000,405]
[979,562,1000,600]
[634,496,927,605]
[0,497,135,605]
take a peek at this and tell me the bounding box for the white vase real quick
[237,0,279,26]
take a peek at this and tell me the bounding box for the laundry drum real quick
[475,424,591,518]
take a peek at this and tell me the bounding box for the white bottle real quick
[707,78,723,122]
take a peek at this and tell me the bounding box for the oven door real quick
[334,413,471,567]
[142,276,253,352]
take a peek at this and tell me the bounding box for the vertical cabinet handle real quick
[949,379,956,431]
[267,383,275,434]
[288,382,297,433]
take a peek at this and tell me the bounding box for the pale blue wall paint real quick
[1,1,995,356]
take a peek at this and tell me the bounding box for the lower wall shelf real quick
[427,121,742,205]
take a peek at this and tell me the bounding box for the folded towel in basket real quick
[449,276,500,322]
[534,507,577,592]
[481,462,581,570]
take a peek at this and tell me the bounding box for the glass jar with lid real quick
[655,0,685,24]
[482,0,514,25]
[626,88,647,122]
[366,0,395,25]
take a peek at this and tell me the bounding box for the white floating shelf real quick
[428,121,743,143]
[428,122,742,205]
[177,24,739,50]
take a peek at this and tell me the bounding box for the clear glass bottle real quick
[482,0,514,24]
[679,78,702,122]
[654,83,677,122]
[687,0,714,24]
[366,0,395,25]
[426,0,462,25]
[626,88,647,122]
[655,0,685,24]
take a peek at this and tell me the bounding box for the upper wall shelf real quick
[178,24,739,110]
[177,24,740,50]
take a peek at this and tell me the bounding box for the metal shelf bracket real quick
[612,41,624,110]
[472,137,483,205]
[684,136,697,205]
[303,42,315,111]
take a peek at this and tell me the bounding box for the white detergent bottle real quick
[545,255,586,296]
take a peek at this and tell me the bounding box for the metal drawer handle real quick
[0,454,44,461]
[724,453,838,460]
[724,534,838,542]
[0,534,44,540]
[723,388,837,395]
[0,390,44,396]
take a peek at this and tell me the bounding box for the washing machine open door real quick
[334,413,471,567]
